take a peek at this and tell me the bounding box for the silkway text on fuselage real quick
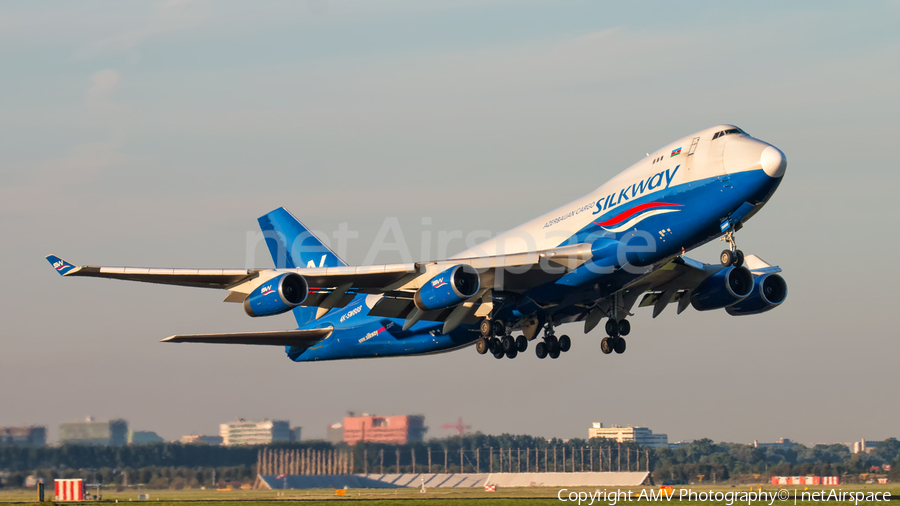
[542,165,680,229]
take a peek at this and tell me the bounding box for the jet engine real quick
[726,273,787,315]
[414,265,481,311]
[690,266,754,311]
[243,272,308,317]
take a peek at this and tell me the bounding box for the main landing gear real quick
[601,318,629,355]
[719,229,745,268]
[535,323,570,360]
[475,319,529,360]
[475,319,570,360]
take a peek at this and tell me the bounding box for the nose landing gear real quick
[719,229,745,267]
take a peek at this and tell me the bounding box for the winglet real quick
[45,255,78,276]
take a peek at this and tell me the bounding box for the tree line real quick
[0,441,325,472]
[651,438,900,484]
[1,435,898,489]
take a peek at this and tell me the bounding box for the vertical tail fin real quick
[258,208,348,269]
[258,207,349,326]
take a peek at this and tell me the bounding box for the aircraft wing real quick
[572,253,782,333]
[161,328,332,346]
[46,242,594,307]
[46,255,259,289]
[630,253,780,318]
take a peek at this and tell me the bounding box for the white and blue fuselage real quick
[292,124,786,361]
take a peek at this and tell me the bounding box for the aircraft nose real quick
[760,145,787,178]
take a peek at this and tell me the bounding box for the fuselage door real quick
[687,137,700,156]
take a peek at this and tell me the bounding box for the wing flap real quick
[82,267,257,288]
[161,328,333,346]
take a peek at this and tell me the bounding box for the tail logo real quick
[306,255,327,268]
[53,261,72,271]
[594,202,683,233]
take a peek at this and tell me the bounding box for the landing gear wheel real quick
[605,319,619,337]
[733,249,745,268]
[479,319,492,336]
[720,250,734,267]
[515,335,528,352]
[617,320,631,337]
[601,337,613,355]
[475,337,488,355]
[613,337,627,354]
[558,335,571,352]
[492,320,506,337]
[535,341,548,359]
[489,337,501,354]
[545,335,558,348]
[501,335,514,353]
[549,346,561,359]
[493,350,504,359]
[505,347,518,359]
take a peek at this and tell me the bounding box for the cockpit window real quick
[713,128,744,140]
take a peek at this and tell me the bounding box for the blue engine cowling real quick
[243,273,309,317]
[414,265,481,311]
[690,266,754,311]
[726,273,787,316]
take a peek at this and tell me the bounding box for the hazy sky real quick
[1,1,898,446]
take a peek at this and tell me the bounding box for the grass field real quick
[0,484,895,505]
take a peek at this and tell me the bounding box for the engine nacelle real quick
[414,265,481,311]
[726,273,787,316]
[690,266,754,311]
[243,273,308,317]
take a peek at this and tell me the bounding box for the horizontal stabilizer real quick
[161,328,332,346]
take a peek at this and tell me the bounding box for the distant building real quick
[327,423,344,444]
[219,419,292,446]
[59,417,127,446]
[342,414,427,445]
[127,430,164,445]
[291,426,302,443]
[668,440,694,449]
[852,438,895,454]
[180,434,223,445]
[588,423,668,448]
[753,438,798,450]
[0,426,46,447]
